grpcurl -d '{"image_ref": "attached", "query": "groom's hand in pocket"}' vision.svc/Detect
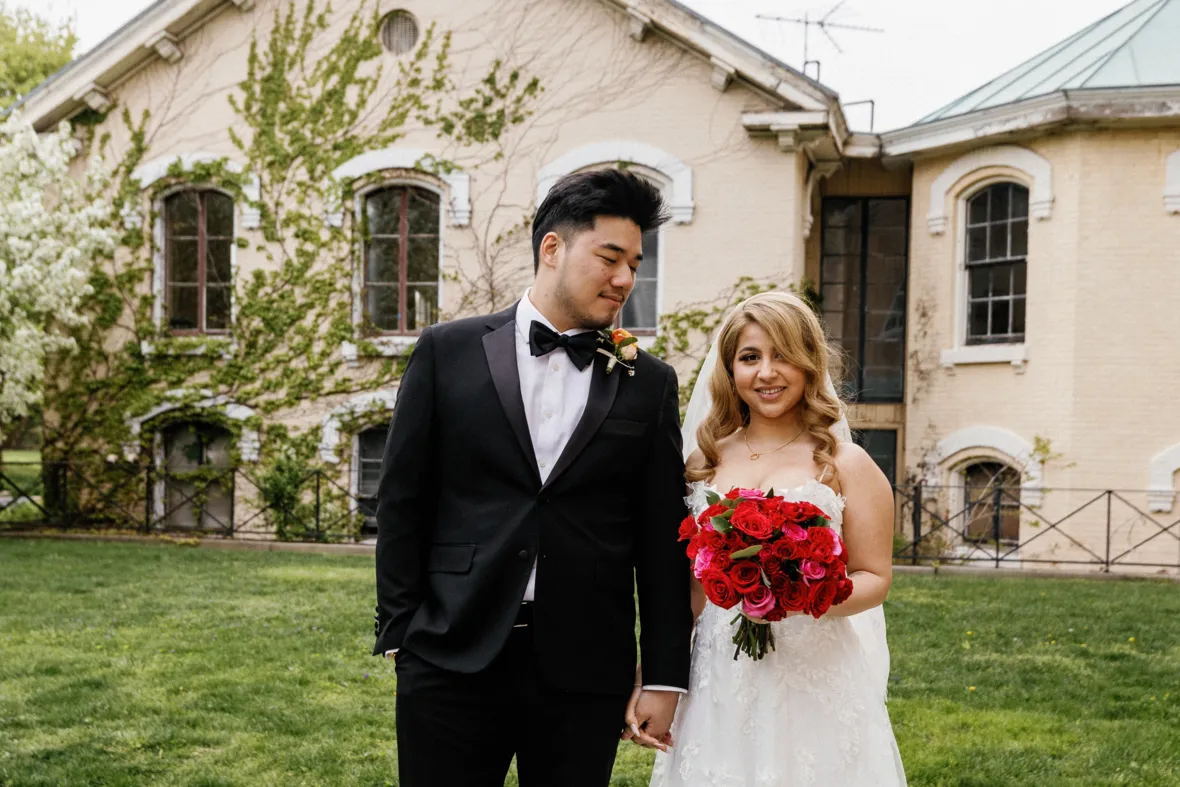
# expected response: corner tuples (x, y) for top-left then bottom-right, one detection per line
(625, 689), (678, 752)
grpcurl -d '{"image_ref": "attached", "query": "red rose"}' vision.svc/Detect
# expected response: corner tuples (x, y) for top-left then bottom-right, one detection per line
(783, 501), (827, 527)
(712, 551), (734, 572)
(730, 501), (777, 540)
(759, 550), (785, 576)
(728, 561), (763, 594)
(780, 580), (810, 611)
(700, 568), (739, 609)
(833, 576), (854, 606)
(765, 605), (789, 622)
(725, 488), (742, 500)
(701, 529), (727, 552)
(806, 526), (843, 563)
(807, 578), (840, 618)
(771, 537), (805, 561)
(678, 515), (698, 542)
(686, 540), (699, 560)
(698, 502), (728, 525)
(770, 572), (791, 596)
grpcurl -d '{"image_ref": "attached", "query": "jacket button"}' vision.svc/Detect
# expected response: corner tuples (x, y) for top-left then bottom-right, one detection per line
(518, 550), (529, 560)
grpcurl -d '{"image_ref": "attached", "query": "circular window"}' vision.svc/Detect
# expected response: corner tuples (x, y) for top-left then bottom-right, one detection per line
(380, 10), (420, 55)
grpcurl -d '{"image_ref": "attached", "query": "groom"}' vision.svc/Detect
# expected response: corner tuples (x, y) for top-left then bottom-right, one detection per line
(373, 169), (693, 786)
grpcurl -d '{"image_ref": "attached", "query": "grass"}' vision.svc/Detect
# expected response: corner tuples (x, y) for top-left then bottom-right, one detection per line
(0, 539), (1177, 786)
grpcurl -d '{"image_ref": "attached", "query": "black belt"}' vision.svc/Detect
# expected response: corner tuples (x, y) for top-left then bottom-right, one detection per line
(513, 602), (534, 628)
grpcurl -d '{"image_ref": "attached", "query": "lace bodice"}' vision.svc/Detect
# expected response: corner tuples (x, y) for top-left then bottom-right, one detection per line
(686, 479), (845, 532)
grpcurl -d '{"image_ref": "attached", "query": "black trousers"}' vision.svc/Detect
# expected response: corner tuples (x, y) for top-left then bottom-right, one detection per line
(395, 611), (630, 787)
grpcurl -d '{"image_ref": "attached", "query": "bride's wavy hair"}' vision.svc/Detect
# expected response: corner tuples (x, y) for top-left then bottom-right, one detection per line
(688, 291), (845, 485)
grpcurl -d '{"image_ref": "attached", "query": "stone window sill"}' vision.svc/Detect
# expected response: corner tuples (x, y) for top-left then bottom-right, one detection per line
(940, 344), (1027, 373)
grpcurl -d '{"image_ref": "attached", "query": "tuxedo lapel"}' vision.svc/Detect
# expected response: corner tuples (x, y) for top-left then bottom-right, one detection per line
(482, 308), (541, 484)
(541, 349), (620, 492)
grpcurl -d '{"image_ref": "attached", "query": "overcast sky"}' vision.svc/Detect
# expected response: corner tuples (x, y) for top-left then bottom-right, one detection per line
(20, 0), (1130, 131)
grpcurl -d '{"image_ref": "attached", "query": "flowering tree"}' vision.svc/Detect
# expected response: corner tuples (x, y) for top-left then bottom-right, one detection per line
(0, 111), (115, 438)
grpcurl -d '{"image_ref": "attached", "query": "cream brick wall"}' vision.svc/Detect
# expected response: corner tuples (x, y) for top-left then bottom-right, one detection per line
(73, 0), (812, 534)
(906, 129), (1180, 571)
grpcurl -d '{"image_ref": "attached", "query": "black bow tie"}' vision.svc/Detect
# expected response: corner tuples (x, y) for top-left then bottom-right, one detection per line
(528, 321), (599, 371)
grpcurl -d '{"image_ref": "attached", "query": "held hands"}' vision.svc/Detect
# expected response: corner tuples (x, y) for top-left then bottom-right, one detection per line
(621, 669), (678, 752)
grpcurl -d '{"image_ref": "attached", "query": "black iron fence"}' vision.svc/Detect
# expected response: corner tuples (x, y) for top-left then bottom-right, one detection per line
(0, 460), (376, 542)
(893, 484), (1180, 571)
(4, 462), (1180, 569)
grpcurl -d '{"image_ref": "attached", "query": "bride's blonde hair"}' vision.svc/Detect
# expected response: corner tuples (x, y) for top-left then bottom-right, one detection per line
(687, 291), (845, 484)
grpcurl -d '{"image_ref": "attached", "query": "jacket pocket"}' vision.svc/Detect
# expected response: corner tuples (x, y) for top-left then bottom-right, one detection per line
(599, 418), (646, 437)
(427, 544), (476, 574)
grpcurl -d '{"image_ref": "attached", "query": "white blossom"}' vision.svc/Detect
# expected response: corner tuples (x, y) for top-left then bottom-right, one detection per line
(0, 111), (116, 435)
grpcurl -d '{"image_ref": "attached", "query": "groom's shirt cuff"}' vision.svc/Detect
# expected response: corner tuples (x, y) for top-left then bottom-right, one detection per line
(384, 649), (397, 658)
(642, 684), (687, 693)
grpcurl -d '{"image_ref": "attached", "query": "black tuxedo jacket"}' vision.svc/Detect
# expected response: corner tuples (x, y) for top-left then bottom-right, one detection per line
(372, 304), (692, 694)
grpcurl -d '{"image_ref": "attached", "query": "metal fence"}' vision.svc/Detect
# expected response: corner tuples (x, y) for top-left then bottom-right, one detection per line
(4, 462), (1180, 570)
(893, 483), (1180, 571)
(0, 460), (376, 542)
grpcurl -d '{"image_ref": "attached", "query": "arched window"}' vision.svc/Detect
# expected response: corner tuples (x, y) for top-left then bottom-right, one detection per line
(362, 186), (440, 334)
(355, 423), (390, 536)
(964, 183), (1027, 345)
(161, 421), (234, 531)
(165, 190), (234, 334)
(961, 461), (1021, 543)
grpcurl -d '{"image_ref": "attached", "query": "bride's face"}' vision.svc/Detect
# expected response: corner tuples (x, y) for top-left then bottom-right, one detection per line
(731, 323), (806, 421)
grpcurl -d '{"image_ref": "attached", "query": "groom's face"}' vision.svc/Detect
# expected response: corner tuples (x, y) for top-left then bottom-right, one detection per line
(552, 216), (642, 330)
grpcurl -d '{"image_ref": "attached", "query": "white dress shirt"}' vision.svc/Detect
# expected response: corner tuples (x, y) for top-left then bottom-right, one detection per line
(388, 291), (685, 693)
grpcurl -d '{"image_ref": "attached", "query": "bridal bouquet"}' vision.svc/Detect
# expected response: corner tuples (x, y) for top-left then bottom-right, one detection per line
(679, 487), (853, 661)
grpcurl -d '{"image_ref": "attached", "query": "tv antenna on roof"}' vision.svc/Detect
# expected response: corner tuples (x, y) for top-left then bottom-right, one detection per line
(757, 1), (883, 81)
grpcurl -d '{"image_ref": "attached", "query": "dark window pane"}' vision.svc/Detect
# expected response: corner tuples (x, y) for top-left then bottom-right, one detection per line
(1011, 217), (1028, 258)
(168, 239), (199, 284)
(822, 255), (848, 282)
(1012, 297), (1026, 336)
(969, 268), (989, 298)
(992, 184), (1010, 220)
(853, 429), (897, 484)
(406, 236), (439, 283)
(869, 199), (906, 229)
(407, 189), (440, 236)
(366, 189), (402, 236)
(206, 192), (234, 237)
(207, 239), (232, 284)
(821, 282), (849, 313)
(622, 279), (657, 330)
(406, 283), (439, 331)
(968, 193), (988, 225)
(968, 301), (989, 340)
(992, 264), (1012, 297)
(1013, 261), (1027, 295)
(991, 299), (1010, 337)
(988, 223), (1010, 260)
(641, 229), (659, 279)
(364, 285), (399, 331)
(166, 192), (199, 237)
(1011, 186), (1029, 219)
(206, 286), (231, 330)
(823, 201), (859, 229)
(168, 285), (199, 330)
(865, 282), (899, 314)
(366, 239), (399, 283)
(967, 226), (987, 262)
(823, 226), (861, 255)
(358, 427), (387, 495)
(868, 255), (906, 284)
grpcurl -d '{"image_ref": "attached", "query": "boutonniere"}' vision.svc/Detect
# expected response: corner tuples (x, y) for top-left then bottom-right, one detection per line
(597, 328), (639, 376)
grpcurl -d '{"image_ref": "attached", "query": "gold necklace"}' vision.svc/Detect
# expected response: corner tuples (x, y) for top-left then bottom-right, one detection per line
(743, 426), (805, 461)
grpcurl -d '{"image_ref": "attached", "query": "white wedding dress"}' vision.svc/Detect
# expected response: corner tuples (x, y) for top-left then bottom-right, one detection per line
(649, 478), (907, 787)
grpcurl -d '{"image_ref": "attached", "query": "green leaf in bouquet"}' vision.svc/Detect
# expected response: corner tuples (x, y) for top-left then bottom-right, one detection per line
(710, 515), (732, 533)
(730, 544), (763, 560)
(766, 487), (775, 499)
(618, 336), (640, 348)
(811, 515), (828, 528)
(705, 490), (721, 506)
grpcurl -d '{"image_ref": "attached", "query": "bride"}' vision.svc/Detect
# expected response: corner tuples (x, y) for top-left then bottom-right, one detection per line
(631, 291), (906, 786)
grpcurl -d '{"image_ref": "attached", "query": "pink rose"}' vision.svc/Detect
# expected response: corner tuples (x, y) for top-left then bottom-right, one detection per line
(735, 488), (766, 500)
(801, 560), (827, 582)
(742, 585), (776, 619)
(693, 547), (715, 579)
(782, 523), (808, 541)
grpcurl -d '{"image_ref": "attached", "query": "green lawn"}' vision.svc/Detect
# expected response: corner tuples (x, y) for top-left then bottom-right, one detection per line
(1, 540), (1177, 786)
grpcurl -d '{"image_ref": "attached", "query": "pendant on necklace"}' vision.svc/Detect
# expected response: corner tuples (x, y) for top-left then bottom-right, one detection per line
(750, 453), (760, 461)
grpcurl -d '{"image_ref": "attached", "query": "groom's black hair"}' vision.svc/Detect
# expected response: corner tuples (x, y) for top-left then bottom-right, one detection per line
(531, 169), (669, 273)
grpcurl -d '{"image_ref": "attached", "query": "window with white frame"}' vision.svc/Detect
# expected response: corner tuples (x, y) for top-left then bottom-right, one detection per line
(355, 423), (389, 536)
(362, 185), (440, 334)
(964, 183), (1027, 345)
(165, 190), (234, 334)
(621, 227), (660, 333)
(961, 461), (1021, 543)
